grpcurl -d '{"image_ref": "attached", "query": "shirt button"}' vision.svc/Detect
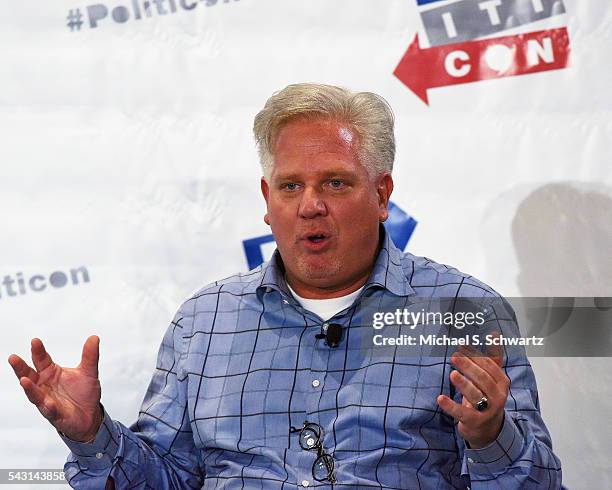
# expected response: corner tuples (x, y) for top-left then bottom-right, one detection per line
(322, 322), (329, 332)
(95, 452), (103, 459)
(301, 480), (310, 487)
(467, 457), (474, 463)
(312, 379), (320, 388)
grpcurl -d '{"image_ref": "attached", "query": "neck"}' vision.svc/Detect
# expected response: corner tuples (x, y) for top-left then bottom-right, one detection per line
(285, 272), (369, 300)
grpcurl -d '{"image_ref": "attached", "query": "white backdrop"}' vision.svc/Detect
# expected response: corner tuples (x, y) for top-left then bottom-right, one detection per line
(1, 0), (611, 488)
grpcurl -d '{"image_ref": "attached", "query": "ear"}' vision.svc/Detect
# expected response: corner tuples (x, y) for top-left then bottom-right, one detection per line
(260, 177), (271, 226)
(376, 173), (394, 222)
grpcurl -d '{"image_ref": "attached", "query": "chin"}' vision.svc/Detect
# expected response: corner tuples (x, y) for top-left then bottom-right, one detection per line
(296, 257), (341, 283)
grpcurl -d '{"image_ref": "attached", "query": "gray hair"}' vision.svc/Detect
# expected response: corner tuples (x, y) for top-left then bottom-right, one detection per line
(253, 83), (395, 180)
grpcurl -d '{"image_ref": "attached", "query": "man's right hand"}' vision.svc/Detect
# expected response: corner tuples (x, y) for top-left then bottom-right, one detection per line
(8, 336), (103, 443)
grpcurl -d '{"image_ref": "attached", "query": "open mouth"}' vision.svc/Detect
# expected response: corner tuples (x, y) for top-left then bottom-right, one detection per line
(307, 234), (328, 243)
(301, 233), (332, 250)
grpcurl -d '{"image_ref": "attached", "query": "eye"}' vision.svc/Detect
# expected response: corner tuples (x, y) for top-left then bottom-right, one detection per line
(281, 182), (300, 191)
(329, 179), (346, 189)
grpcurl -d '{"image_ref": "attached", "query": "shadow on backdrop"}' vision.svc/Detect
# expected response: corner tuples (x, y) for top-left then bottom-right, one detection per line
(511, 182), (612, 356)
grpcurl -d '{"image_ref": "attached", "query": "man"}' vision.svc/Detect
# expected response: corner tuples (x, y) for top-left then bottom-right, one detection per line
(9, 83), (561, 488)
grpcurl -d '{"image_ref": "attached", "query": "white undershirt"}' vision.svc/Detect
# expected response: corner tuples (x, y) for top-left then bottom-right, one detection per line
(286, 283), (364, 321)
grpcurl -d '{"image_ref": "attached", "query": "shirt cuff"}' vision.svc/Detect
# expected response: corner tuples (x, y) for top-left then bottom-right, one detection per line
(59, 406), (121, 470)
(464, 411), (525, 475)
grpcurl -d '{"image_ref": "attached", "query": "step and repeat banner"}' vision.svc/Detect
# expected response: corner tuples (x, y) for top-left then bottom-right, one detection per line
(2, 0), (611, 488)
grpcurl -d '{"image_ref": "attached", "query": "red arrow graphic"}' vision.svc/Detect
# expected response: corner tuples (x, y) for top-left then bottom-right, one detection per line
(394, 27), (570, 105)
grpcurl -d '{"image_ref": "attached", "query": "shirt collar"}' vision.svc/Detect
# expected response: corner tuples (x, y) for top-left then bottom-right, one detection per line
(256, 225), (415, 299)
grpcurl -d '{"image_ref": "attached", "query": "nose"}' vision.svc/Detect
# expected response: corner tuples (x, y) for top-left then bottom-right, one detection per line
(298, 186), (328, 219)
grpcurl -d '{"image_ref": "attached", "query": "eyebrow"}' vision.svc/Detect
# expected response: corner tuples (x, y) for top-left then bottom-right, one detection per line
(274, 169), (355, 181)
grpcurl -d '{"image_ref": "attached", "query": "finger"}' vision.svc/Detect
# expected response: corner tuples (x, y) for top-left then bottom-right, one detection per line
(19, 378), (60, 422)
(485, 332), (504, 367)
(8, 354), (40, 384)
(451, 352), (499, 396)
(30, 338), (54, 373)
(79, 335), (99, 378)
(450, 370), (483, 406)
(437, 395), (473, 423)
(38, 397), (60, 422)
(20, 377), (47, 408)
(457, 346), (507, 385)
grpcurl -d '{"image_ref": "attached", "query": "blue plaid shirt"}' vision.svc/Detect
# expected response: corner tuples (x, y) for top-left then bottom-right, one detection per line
(62, 229), (561, 489)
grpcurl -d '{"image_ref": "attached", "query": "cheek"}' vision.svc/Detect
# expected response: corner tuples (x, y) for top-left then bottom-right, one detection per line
(267, 204), (297, 236)
(269, 204), (294, 222)
(336, 197), (380, 225)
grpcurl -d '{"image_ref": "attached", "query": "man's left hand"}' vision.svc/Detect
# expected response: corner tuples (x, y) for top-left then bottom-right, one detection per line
(436, 333), (510, 449)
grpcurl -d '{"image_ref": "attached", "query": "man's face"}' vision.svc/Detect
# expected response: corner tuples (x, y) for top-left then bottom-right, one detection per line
(260, 117), (393, 298)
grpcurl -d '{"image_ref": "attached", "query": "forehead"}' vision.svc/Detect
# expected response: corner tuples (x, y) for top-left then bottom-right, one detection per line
(272, 118), (363, 175)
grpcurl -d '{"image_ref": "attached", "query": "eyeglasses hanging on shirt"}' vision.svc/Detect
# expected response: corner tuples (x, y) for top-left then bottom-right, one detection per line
(290, 421), (336, 483)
